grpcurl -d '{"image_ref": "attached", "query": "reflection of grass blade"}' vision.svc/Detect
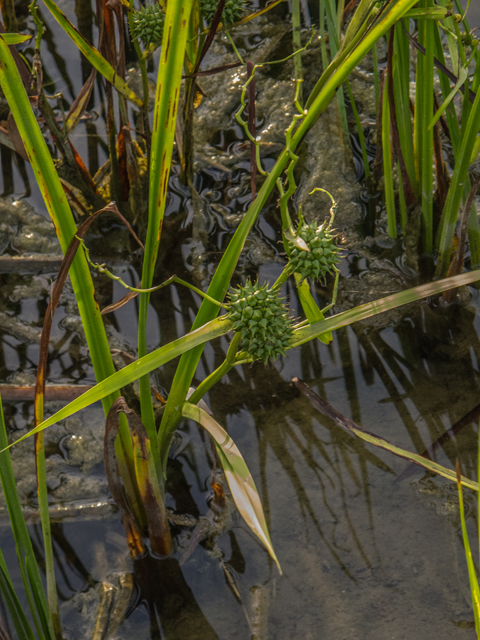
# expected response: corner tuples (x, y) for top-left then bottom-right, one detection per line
(181, 402), (281, 574)
(295, 379), (479, 491)
(456, 460), (480, 635)
(41, 0), (142, 107)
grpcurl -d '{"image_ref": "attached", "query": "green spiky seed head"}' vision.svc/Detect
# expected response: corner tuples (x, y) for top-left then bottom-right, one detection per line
(200, 0), (247, 26)
(287, 220), (339, 282)
(131, 4), (164, 50)
(228, 281), (294, 364)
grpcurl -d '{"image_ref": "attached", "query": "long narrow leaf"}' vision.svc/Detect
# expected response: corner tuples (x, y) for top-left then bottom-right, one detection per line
(295, 379), (479, 491)
(41, 0), (142, 107)
(106, 399), (171, 556)
(0, 395), (53, 640)
(382, 72), (396, 237)
(295, 275), (332, 344)
(0, 559), (35, 640)
(0, 32), (142, 521)
(138, 0), (195, 472)
(456, 461), (480, 634)
(1, 34), (31, 44)
(293, 270), (480, 345)
(181, 402), (281, 573)
(428, 65), (468, 131)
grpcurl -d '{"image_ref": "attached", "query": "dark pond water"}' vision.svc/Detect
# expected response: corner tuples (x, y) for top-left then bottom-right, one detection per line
(0, 1), (480, 639)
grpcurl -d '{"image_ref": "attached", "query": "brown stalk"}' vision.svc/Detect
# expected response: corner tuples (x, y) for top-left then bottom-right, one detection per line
(105, 399), (146, 558)
(403, 25), (476, 104)
(0, 386), (93, 402)
(106, 398), (172, 557)
(432, 112), (448, 214)
(33, 201), (144, 559)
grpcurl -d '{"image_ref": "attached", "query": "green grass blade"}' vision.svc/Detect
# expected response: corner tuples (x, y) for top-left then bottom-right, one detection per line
(0, 32), (143, 511)
(456, 461), (480, 633)
(0, 395), (53, 639)
(436, 83), (480, 275)
(428, 64), (468, 131)
(393, 21), (416, 192)
(382, 73), (396, 237)
(41, 0), (142, 107)
(419, 0), (435, 253)
(158, 0), (422, 465)
(291, 0), (303, 104)
(295, 380), (479, 491)
(2, 33), (31, 44)
(295, 275), (332, 344)
(352, 425), (478, 490)
(0, 558), (36, 640)
(4, 317), (231, 448)
(181, 402), (281, 574)
(293, 269), (480, 345)
(0, 35), (119, 412)
(138, 0), (194, 474)
(35, 434), (61, 639)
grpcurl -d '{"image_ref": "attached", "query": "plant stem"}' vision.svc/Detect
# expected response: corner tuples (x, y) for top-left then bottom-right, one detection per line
(187, 332), (242, 406)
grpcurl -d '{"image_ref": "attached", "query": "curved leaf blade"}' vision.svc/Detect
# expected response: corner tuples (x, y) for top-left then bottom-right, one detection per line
(2, 33), (32, 44)
(181, 402), (282, 574)
(41, 0), (142, 107)
(293, 270), (480, 346)
(294, 379), (479, 492)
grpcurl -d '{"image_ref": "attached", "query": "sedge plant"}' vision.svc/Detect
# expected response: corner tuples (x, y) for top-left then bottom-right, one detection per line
(2, 0), (480, 635)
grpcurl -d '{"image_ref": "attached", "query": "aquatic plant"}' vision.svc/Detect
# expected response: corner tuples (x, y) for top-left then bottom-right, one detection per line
(0, 0), (480, 636)
(286, 217), (340, 283)
(200, 0), (246, 25)
(130, 3), (165, 49)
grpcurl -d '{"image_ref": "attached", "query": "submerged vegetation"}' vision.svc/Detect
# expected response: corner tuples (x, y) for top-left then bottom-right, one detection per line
(0, 0), (479, 636)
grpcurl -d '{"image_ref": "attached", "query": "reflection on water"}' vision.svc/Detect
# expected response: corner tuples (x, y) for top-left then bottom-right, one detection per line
(0, 0), (479, 638)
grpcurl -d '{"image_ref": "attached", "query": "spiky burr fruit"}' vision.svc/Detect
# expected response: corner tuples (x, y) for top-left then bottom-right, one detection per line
(130, 4), (164, 50)
(200, 0), (246, 26)
(228, 281), (294, 364)
(287, 219), (339, 282)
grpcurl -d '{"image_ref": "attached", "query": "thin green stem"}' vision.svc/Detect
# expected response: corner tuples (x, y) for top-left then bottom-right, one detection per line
(187, 332), (242, 405)
(225, 29), (245, 64)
